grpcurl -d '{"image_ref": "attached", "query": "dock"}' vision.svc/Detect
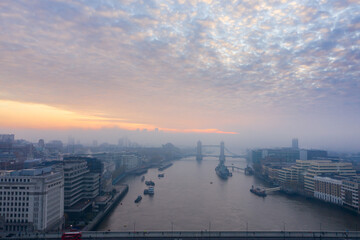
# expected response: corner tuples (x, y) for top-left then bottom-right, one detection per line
(83, 185), (129, 231)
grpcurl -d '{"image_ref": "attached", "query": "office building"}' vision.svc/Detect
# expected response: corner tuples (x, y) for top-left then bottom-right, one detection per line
(292, 138), (299, 149)
(0, 135), (14, 143)
(300, 149), (328, 160)
(0, 167), (64, 233)
(341, 176), (360, 212)
(63, 160), (99, 215)
(314, 175), (343, 205)
(304, 161), (356, 195)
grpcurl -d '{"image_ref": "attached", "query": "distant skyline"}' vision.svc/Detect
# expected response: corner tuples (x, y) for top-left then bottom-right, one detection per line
(1, 0), (359, 152)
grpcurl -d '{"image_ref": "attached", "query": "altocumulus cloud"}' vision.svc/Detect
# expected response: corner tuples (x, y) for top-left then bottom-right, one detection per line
(0, 0), (359, 136)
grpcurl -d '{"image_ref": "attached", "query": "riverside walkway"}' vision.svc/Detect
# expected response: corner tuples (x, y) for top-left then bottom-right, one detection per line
(9, 231), (360, 239)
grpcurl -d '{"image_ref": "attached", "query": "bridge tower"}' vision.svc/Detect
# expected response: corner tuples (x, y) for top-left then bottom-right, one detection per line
(196, 141), (203, 161)
(219, 141), (225, 163)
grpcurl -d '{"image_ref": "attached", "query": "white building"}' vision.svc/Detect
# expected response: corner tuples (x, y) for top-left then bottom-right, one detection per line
(314, 176), (343, 205)
(121, 154), (141, 171)
(63, 160), (99, 214)
(0, 167), (64, 233)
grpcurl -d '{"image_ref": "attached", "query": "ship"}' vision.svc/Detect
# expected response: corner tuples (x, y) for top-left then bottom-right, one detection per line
(250, 185), (267, 197)
(144, 186), (154, 195)
(244, 166), (254, 175)
(148, 186), (154, 195)
(134, 195), (142, 203)
(215, 163), (230, 179)
(145, 180), (155, 186)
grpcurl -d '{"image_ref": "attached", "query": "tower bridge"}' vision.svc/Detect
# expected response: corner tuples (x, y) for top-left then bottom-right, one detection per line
(196, 141), (246, 162)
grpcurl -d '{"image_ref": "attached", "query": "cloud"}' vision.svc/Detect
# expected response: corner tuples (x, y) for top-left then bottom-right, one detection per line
(0, 0), (359, 144)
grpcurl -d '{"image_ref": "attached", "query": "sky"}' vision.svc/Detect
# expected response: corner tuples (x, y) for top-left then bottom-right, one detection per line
(0, 0), (359, 152)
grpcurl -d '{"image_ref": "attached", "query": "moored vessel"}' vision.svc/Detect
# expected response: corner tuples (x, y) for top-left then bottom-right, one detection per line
(134, 195), (142, 203)
(145, 180), (155, 186)
(215, 163), (230, 179)
(144, 186), (154, 195)
(250, 185), (267, 197)
(245, 166), (254, 175)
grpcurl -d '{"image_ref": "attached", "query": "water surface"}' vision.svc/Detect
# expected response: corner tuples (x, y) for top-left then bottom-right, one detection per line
(97, 157), (360, 231)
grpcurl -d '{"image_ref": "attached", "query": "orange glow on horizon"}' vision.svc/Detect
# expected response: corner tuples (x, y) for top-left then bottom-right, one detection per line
(0, 100), (237, 134)
(159, 128), (238, 134)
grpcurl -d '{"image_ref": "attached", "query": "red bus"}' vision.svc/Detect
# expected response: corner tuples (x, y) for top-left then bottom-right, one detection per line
(61, 232), (82, 240)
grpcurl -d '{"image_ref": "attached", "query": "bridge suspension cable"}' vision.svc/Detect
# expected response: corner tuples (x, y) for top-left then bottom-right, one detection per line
(224, 147), (241, 156)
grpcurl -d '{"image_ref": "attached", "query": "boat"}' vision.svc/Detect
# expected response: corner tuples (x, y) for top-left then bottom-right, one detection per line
(141, 176), (145, 182)
(148, 186), (154, 195)
(245, 166), (254, 175)
(158, 163), (173, 171)
(134, 195), (142, 203)
(145, 180), (155, 186)
(250, 185), (267, 197)
(158, 173), (164, 178)
(215, 163), (230, 179)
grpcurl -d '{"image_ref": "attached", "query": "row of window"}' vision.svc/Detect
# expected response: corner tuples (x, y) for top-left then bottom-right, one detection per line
(2, 213), (29, 218)
(5, 218), (29, 223)
(0, 186), (29, 189)
(47, 181), (62, 188)
(0, 197), (30, 201)
(0, 178), (31, 182)
(0, 191), (30, 195)
(0, 207), (29, 212)
(5, 225), (29, 232)
(0, 202), (29, 206)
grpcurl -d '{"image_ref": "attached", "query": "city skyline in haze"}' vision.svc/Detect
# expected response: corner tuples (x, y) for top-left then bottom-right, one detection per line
(1, 0), (359, 152)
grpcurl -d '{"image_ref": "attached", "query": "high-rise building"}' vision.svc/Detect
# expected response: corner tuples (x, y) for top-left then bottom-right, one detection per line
(121, 154), (141, 171)
(0, 134), (15, 143)
(292, 138), (299, 149)
(38, 139), (45, 149)
(0, 167), (64, 233)
(63, 160), (99, 215)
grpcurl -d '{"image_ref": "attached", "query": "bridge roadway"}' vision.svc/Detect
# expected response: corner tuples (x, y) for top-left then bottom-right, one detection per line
(203, 155), (247, 158)
(9, 231), (360, 239)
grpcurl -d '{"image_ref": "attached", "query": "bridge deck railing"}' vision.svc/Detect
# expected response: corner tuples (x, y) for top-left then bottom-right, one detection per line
(11, 230), (360, 239)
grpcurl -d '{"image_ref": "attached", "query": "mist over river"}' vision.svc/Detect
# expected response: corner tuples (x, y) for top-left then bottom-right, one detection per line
(97, 157), (360, 231)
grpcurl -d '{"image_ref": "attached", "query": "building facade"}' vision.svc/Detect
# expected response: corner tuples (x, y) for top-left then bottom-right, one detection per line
(0, 167), (64, 233)
(314, 176), (343, 205)
(304, 161), (356, 195)
(63, 160), (99, 214)
(341, 176), (360, 212)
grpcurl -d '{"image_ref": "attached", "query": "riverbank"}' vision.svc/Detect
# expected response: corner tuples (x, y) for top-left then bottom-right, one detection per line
(83, 185), (129, 231)
(254, 171), (360, 216)
(112, 160), (175, 185)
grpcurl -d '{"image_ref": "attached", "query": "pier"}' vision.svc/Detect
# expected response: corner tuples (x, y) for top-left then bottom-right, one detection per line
(82, 185), (129, 231)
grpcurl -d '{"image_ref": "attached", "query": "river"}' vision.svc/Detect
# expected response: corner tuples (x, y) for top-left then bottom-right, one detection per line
(97, 157), (360, 231)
